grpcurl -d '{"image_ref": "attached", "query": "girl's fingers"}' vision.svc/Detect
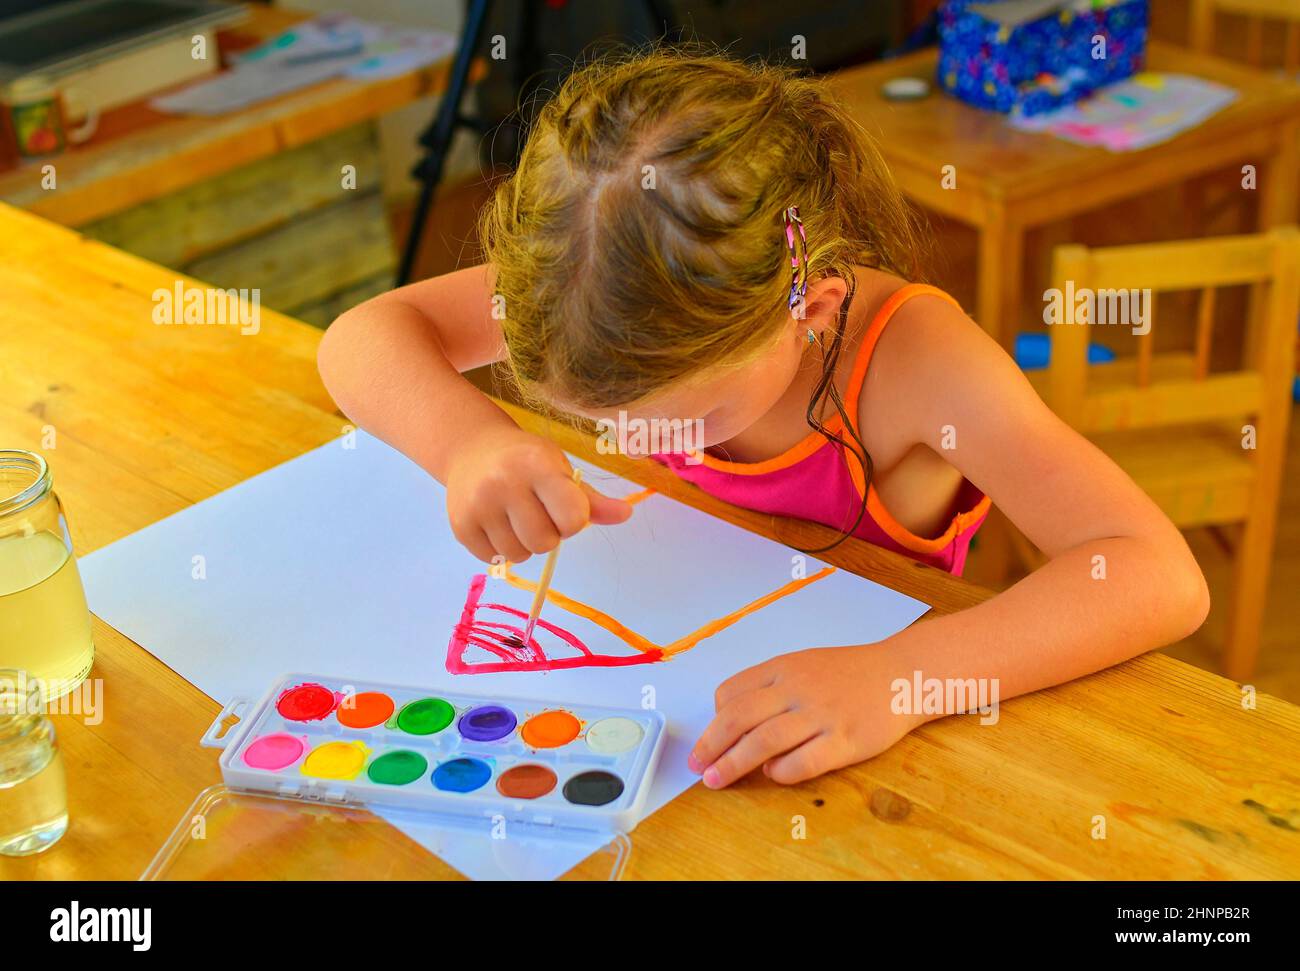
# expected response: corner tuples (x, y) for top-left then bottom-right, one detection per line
(764, 734), (851, 786)
(714, 661), (778, 710)
(689, 687), (790, 773)
(700, 711), (819, 790)
(483, 517), (531, 565)
(584, 484), (633, 525)
(534, 475), (590, 537)
(535, 476), (633, 536)
(457, 525), (498, 565)
(507, 494), (563, 555)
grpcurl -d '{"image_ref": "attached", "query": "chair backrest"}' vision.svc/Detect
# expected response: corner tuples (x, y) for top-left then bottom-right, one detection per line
(1190, 0), (1300, 72)
(1046, 228), (1300, 435)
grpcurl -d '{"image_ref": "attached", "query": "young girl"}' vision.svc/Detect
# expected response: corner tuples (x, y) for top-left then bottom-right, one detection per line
(318, 49), (1208, 789)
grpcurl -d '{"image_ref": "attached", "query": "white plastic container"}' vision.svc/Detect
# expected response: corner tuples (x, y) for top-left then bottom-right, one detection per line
(202, 672), (668, 836)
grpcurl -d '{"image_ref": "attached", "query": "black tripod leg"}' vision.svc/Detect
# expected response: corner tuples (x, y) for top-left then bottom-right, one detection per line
(396, 0), (494, 287)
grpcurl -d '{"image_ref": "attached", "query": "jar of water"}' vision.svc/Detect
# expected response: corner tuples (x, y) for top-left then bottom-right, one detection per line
(0, 669), (68, 855)
(0, 450), (94, 702)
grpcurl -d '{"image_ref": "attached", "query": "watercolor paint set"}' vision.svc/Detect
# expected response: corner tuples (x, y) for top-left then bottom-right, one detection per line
(200, 672), (667, 834)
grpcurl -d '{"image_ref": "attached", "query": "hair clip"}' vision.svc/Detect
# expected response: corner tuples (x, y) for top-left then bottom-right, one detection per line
(783, 205), (808, 311)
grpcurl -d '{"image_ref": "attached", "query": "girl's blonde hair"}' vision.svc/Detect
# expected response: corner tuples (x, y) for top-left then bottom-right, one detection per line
(479, 46), (926, 410)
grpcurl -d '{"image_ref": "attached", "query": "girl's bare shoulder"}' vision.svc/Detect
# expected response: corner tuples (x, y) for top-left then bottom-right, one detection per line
(859, 271), (1027, 445)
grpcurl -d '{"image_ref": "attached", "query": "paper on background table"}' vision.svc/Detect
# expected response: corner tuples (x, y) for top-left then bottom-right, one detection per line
(1009, 74), (1238, 152)
(80, 432), (929, 880)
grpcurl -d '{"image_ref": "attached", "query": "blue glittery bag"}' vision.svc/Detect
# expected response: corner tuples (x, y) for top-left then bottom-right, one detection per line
(937, 0), (1148, 116)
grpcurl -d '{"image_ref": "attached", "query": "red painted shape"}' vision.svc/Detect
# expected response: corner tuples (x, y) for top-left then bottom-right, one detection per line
(446, 574), (662, 675)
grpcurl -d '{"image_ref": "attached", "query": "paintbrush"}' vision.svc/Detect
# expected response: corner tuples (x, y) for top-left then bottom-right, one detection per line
(519, 467), (582, 646)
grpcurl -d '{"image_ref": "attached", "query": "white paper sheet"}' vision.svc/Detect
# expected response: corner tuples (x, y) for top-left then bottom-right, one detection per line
(80, 432), (929, 879)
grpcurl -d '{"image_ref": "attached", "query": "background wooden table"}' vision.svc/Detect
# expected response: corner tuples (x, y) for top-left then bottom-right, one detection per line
(0, 5), (471, 228)
(1, 204), (1298, 879)
(830, 40), (1300, 347)
(0, 4), (491, 330)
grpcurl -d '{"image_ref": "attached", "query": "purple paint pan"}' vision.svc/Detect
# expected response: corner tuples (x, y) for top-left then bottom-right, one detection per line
(457, 704), (518, 742)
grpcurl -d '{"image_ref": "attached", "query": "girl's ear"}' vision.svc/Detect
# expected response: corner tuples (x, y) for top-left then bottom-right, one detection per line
(792, 275), (849, 339)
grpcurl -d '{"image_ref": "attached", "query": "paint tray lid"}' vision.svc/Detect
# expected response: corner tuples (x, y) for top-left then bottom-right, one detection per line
(142, 785), (631, 881)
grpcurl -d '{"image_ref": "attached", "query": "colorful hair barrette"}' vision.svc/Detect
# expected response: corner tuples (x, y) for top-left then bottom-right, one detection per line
(783, 205), (808, 311)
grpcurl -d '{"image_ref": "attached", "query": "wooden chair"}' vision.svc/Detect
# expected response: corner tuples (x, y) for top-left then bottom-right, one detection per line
(1189, 0), (1300, 73)
(1027, 229), (1300, 679)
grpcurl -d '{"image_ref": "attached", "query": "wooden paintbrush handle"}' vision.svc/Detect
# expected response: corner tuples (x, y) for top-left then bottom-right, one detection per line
(522, 467), (582, 640)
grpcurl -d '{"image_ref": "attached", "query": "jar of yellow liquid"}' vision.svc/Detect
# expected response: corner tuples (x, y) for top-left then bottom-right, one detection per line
(0, 669), (68, 855)
(0, 451), (94, 702)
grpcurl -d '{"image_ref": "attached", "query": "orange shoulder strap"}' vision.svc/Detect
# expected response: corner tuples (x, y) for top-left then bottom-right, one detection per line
(842, 283), (962, 422)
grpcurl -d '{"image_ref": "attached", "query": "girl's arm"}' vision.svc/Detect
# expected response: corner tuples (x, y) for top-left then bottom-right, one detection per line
(690, 297), (1209, 787)
(879, 295), (1210, 698)
(317, 266), (631, 563)
(317, 265), (517, 481)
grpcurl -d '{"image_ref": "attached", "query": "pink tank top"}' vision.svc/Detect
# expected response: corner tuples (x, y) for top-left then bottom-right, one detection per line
(654, 284), (991, 575)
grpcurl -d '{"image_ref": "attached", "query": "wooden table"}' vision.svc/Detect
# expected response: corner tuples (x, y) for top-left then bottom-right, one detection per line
(830, 41), (1300, 347)
(0, 5), (475, 228)
(1, 203), (1298, 879)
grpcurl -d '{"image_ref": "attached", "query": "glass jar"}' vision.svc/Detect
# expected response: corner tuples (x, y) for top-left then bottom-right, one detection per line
(0, 450), (94, 702)
(0, 669), (68, 855)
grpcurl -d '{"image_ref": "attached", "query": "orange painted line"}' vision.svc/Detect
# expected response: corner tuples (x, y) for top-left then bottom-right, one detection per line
(502, 565), (837, 660)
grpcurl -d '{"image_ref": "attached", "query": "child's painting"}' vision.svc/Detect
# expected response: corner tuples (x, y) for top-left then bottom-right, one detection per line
(79, 432), (930, 879)
(443, 484), (842, 676)
(447, 555), (838, 675)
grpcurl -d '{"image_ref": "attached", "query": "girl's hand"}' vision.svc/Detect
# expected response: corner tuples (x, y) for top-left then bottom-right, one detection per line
(444, 428), (633, 563)
(688, 644), (923, 787)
